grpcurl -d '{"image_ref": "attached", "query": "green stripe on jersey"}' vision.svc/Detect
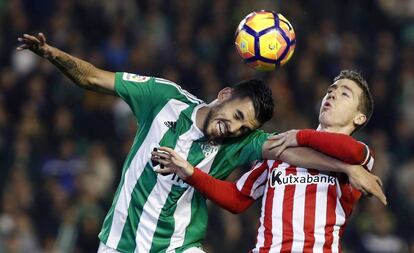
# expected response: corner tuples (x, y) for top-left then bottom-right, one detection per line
(99, 117), (153, 244)
(148, 107), (204, 252)
(117, 166), (158, 251)
(148, 185), (189, 253)
(178, 191), (208, 252)
(117, 106), (195, 252)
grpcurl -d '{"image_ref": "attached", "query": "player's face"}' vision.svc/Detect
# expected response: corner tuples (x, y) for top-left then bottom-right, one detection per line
(204, 97), (260, 141)
(319, 79), (366, 129)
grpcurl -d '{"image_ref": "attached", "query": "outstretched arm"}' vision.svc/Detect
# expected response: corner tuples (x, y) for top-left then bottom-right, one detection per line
(17, 33), (115, 94)
(269, 129), (372, 166)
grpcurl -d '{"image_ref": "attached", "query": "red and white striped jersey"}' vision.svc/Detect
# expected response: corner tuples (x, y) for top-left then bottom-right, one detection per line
(236, 149), (374, 253)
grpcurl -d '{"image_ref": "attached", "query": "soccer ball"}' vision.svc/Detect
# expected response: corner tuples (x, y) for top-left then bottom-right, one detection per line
(235, 10), (296, 71)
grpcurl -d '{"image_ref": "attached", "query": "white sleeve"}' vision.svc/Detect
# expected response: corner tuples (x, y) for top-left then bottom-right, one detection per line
(359, 142), (374, 171)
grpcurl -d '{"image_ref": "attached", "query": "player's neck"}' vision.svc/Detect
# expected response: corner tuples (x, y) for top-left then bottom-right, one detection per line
(316, 124), (352, 135)
(195, 105), (209, 132)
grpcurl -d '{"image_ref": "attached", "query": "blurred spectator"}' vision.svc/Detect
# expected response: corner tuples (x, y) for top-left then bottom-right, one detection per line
(356, 198), (409, 253)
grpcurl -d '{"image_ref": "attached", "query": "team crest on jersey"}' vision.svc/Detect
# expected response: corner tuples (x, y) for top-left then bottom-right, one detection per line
(122, 73), (150, 83)
(200, 143), (219, 157)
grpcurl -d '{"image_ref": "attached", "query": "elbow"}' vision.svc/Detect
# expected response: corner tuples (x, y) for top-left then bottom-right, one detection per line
(228, 208), (244, 214)
(83, 64), (103, 87)
(349, 147), (366, 165)
(227, 203), (251, 214)
(87, 71), (100, 87)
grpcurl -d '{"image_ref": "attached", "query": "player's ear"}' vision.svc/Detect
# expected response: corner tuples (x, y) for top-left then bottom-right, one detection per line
(353, 113), (366, 127)
(217, 87), (233, 102)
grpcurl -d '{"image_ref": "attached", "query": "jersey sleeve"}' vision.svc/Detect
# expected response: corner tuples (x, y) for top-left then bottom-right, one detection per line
(186, 168), (255, 214)
(236, 130), (271, 164)
(236, 160), (269, 199)
(296, 129), (374, 170)
(114, 72), (158, 122)
(208, 130), (270, 180)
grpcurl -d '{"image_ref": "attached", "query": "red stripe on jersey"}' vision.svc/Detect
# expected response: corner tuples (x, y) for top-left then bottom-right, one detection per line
(280, 166), (297, 253)
(323, 183), (338, 253)
(259, 179), (275, 253)
(308, 169), (319, 175)
(302, 171), (318, 252)
(241, 161), (269, 196)
(259, 161), (282, 253)
(338, 175), (361, 239)
(337, 175), (361, 218)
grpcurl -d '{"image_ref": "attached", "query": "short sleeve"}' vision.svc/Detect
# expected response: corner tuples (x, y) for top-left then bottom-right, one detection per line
(237, 130), (271, 163)
(114, 72), (157, 122)
(208, 130), (271, 180)
(236, 160), (269, 200)
(114, 72), (203, 123)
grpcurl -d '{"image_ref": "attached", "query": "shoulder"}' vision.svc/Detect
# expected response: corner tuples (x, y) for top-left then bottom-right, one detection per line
(120, 72), (153, 83)
(153, 77), (204, 104)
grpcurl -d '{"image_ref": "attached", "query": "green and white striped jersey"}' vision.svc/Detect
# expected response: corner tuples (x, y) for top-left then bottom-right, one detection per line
(99, 73), (268, 253)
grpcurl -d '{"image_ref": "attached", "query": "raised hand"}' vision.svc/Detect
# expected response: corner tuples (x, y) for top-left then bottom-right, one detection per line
(151, 147), (194, 180)
(266, 129), (299, 158)
(17, 33), (53, 58)
(346, 165), (387, 205)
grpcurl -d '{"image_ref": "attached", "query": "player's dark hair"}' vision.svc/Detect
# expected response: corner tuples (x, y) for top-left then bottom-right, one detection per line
(231, 79), (274, 126)
(334, 70), (374, 132)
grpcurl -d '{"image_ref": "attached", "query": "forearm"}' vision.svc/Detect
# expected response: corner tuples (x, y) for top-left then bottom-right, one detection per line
(47, 47), (115, 94)
(279, 147), (350, 174)
(297, 130), (367, 164)
(186, 168), (254, 214)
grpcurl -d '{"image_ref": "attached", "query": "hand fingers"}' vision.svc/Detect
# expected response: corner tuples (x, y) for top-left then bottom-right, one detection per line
(158, 146), (175, 156)
(268, 138), (286, 150)
(38, 32), (46, 45)
(170, 155), (184, 164)
(17, 37), (34, 50)
(268, 133), (286, 140)
(16, 45), (30, 51)
(151, 156), (170, 166)
(23, 34), (40, 44)
(368, 175), (387, 205)
(159, 146), (184, 160)
(364, 182), (387, 206)
(151, 151), (170, 160)
(17, 37), (32, 44)
(373, 184), (387, 205)
(375, 176), (383, 187)
(154, 167), (174, 175)
(373, 190), (387, 205)
(275, 145), (287, 158)
(288, 129), (298, 134)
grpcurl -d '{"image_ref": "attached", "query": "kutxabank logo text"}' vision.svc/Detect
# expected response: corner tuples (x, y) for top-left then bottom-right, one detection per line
(270, 170), (336, 187)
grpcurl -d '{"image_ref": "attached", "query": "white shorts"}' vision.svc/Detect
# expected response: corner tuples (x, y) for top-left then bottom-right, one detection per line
(97, 242), (205, 253)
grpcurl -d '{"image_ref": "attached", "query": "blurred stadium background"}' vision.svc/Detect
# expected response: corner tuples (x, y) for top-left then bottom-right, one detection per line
(0, 0), (413, 252)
